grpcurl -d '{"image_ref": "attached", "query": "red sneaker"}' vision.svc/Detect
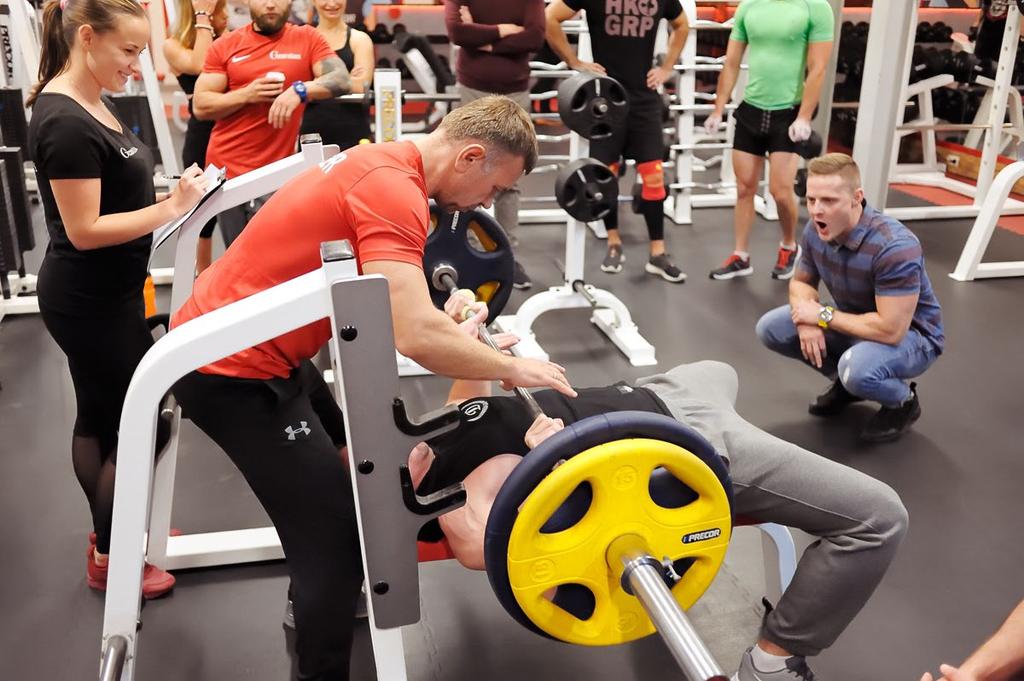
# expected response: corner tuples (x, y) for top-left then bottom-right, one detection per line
(87, 552), (176, 599)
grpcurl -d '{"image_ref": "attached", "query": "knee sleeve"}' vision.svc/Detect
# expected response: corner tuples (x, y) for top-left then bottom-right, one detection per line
(637, 160), (667, 201)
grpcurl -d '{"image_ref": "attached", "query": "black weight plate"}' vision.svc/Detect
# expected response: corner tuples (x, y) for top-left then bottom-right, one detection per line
(554, 157), (619, 222)
(556, 72), (630, 140)
(423, 205), (515, 325)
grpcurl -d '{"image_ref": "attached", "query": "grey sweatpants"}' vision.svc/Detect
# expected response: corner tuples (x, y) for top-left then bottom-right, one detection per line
(637, 361), (909, 657)
(458, 84), (531, 239)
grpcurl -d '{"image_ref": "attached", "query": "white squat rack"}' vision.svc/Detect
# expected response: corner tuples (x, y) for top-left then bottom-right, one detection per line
(493, 131), (658, 368)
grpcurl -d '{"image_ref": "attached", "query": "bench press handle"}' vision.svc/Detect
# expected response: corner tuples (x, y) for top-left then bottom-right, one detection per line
(391, 398), (462, 437)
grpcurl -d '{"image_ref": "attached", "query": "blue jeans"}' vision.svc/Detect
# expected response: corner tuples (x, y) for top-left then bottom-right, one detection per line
(755, 305), (939, 407)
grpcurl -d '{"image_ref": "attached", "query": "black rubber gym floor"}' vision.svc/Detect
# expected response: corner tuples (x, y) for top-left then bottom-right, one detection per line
(1, 183), (1021, 680)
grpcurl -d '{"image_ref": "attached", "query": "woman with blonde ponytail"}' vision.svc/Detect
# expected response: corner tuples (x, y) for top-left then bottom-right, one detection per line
(27, 0), (210, 598)
(163, 0), (227, 273)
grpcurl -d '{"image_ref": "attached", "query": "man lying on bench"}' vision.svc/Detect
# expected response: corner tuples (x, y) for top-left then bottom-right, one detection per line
(405, 292), (910, 681)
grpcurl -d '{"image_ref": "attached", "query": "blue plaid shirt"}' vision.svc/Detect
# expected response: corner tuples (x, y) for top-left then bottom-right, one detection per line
(798, 203), (944, 353)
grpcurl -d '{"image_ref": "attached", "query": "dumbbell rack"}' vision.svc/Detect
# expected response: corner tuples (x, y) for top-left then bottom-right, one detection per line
(664, 0), (777, 226)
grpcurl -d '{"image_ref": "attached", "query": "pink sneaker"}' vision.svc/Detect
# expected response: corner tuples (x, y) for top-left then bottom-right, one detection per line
(87, 551), (176, 599)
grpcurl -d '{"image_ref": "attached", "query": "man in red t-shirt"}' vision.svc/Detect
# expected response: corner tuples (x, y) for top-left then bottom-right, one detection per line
(194, 0), (352, 247)
(172, 97), (567, 681)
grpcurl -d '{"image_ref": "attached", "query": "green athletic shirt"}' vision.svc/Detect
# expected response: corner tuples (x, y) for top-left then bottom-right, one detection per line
(730, 0), (834, 111)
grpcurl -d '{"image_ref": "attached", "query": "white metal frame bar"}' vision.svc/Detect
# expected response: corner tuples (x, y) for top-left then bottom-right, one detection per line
(138, 46), (182, 178)
(950, 160), (1024, 281)
(852, 1), (917, 208)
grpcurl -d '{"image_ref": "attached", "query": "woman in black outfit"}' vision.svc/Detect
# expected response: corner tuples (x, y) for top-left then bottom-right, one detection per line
(164, 0), (227, 273)
(300, 0), (374, 150)
(27, 0), (207, 597)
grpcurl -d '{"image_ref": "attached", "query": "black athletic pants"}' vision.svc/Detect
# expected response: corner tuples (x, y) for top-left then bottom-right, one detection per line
(174, 361), (360, 681)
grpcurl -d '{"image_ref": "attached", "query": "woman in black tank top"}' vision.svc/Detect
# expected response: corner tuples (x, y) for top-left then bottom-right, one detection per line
(163, 0), (228, 273)
(300, 0), (374, 150)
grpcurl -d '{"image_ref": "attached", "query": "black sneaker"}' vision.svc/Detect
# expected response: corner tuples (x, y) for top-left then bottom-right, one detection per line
(771, 245), (801, 280)
(513, 260), (532, 290)
(709, 253), (753, 280)
(645, 253), (687, 283)
(601, 244), (624, 273)
(808, 379), (864, 417)
(860, 383), (922, 443)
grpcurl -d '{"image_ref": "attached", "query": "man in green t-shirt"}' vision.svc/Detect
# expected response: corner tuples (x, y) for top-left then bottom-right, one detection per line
(704, 0), (834, 282)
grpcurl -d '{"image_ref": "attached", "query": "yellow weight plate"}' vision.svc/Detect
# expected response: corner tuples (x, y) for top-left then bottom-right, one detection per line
(468, 220), (499, 252)
(475, 280), (499, 304)
(505, 438), (731, 646)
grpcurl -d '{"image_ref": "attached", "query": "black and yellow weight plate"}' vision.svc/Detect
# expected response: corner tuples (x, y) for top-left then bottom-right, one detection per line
(424, 205), (515, 325)
(484, 411), (733, 645)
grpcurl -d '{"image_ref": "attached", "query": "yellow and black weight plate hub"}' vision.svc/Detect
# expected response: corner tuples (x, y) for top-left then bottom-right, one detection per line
(423, 204), (515, 324)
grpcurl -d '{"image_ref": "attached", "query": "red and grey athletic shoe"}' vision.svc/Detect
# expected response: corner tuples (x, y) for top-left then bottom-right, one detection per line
(709, 253), (753, 280)
(770, 245), (801, 280)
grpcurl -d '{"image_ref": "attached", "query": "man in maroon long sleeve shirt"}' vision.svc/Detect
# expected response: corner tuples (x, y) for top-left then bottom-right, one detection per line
(445, 0), (546, 289)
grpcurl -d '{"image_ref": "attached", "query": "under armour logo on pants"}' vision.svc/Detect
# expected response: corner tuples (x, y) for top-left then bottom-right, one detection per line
(285, 421), (311, 440)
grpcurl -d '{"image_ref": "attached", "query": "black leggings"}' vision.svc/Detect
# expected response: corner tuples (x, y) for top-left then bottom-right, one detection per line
(174, 361), (359, 681)
(39, 297), (164, 553)
(605, 197), (666, 242)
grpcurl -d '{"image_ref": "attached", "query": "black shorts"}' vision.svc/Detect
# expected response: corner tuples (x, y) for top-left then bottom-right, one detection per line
(591, 89), (665, 166)
(732, 101), (802, 157)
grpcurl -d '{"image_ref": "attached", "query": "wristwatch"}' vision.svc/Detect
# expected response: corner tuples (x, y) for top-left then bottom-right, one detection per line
(817, 304), (835, 330)
(291, 81), (308, 104)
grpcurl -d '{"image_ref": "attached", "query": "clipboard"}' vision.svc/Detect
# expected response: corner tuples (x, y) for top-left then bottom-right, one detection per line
(151, 164), (227, 253)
